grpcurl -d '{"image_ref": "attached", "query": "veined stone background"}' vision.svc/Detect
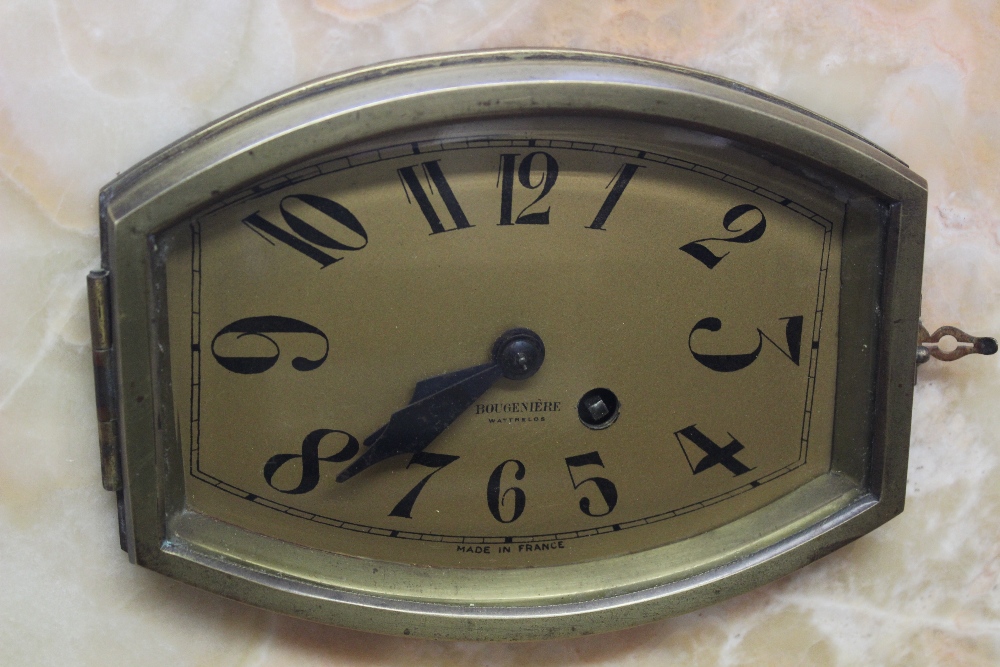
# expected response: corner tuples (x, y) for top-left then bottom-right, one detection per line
(1, 1), (998, 664)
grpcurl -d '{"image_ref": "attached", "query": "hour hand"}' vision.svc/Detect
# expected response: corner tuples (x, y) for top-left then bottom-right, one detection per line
(336, 328), (544, 483)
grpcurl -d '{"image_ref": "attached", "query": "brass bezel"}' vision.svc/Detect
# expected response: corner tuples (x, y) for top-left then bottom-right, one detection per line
(97, 50), (926, 640)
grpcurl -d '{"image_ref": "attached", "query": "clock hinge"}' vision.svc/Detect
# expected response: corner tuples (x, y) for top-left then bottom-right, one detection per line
(87, 269), (123, 492)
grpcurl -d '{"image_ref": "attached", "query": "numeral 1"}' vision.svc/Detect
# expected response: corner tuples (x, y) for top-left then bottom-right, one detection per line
(588, 163), (643, 230)
(397, 160), (471, 234)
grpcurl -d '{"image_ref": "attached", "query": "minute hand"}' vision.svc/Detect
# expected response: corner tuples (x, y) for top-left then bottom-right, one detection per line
(336, 328), (545, 483)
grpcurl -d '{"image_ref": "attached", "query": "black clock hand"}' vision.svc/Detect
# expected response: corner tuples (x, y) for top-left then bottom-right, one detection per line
(335, 363), (502, 482)
(336, 328), (544, 483)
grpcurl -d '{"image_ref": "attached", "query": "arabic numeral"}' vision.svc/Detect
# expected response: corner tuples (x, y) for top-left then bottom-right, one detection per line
(497, 151), (558, 225)
(680, 204), (766, 268)
(674, 425), (754, 477)
(564, 451), (618, 517)
(587, 163), (643, 230)
(397, 160), (471, 234)
(263, 429), (360, 494)
(388, 452), (460, 519)
(243, 194), (368, 268)
(211, 315), (329, 375)
(486, 459), (526, 523)
(688, 315), (804, 372)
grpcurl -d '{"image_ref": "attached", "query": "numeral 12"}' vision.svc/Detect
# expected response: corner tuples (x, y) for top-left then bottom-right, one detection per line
(497, 151), (559, 225)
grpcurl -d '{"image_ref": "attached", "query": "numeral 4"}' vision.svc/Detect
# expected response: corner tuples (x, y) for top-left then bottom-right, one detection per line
(674, 425), (754, 476)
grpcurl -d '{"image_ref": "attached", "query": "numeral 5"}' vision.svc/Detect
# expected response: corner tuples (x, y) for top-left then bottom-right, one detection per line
(565, 452), (618, 517)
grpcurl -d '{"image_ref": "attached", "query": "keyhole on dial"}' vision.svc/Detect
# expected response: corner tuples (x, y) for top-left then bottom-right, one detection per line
(578, 388), (620, 429)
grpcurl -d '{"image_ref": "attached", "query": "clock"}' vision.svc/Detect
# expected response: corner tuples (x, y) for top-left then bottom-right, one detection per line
(86, 49), (994, 640)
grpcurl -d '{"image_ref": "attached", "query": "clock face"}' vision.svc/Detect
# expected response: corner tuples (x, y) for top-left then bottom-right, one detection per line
(99, 51), (927, 639)
(160, 118), (843, 569)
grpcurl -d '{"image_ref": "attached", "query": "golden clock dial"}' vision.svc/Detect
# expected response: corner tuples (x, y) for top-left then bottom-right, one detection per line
(161, 118), (842, 569)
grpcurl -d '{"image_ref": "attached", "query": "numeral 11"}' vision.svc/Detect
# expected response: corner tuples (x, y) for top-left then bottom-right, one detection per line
(397, 160), (471, 234)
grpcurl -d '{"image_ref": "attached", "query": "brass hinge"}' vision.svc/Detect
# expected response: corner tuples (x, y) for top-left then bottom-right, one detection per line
(87, 270), (122, 492)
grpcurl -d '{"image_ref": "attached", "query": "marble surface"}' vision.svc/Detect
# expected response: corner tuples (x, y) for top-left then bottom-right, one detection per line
(1, 1), (998, 664)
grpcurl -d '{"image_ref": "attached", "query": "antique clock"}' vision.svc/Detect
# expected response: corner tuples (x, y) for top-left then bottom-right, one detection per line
(86, 50), (994, 640)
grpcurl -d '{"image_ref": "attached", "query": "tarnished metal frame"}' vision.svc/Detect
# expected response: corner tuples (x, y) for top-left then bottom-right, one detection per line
(94, 49), (927, 640)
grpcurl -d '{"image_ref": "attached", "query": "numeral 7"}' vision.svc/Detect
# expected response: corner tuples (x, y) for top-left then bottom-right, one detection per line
(388, 452), (460, 519)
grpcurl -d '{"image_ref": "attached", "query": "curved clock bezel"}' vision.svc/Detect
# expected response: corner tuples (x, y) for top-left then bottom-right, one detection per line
(97, 49), (926, 640)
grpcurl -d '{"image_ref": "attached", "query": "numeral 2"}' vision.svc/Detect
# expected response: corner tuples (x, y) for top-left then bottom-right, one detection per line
(497, 151), (559, 225)
(389, 452), (460, 518)
(242, 194), (368, 268)
(397, 160), (471, 234)
(688, 315), (804, 372)
(680, 204), (766, 268)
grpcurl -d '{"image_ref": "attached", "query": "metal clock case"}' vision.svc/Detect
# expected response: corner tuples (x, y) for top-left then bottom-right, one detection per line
(89, 50), (927, 640)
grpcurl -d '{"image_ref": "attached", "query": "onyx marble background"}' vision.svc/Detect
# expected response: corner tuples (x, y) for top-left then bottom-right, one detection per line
(1, 1), (998, 665)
